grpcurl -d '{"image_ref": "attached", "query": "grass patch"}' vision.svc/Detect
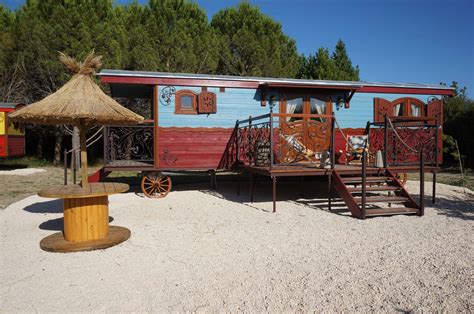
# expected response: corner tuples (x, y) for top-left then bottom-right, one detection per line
(0, 156), (52, 169)
(409, 169), (473, 191)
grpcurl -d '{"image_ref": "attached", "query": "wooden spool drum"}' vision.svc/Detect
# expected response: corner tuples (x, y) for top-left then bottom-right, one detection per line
(63, 196), (109, 242)
(38, 183), (131, 253)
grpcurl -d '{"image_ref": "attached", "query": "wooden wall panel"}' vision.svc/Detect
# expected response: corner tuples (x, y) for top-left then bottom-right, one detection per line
(157, 127), (234, 169)
(158, 86), (271, 128)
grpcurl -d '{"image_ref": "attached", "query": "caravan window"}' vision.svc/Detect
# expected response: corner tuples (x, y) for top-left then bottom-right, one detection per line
(175, 90), (197, 114)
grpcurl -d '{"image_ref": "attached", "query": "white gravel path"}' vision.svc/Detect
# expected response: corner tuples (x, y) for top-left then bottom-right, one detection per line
(0, 168), (46, 176)
(0, 180), (472, 312)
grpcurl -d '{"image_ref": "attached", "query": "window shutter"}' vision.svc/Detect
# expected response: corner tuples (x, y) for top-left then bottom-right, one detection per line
(198, 91), (217, 114)
(373, 98), (393, 123)
(427, 99), (443, 125)
(427, 99), (444, 163)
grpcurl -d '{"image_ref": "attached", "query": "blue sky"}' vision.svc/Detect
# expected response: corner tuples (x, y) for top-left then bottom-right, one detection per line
(4, 0), (474, 95)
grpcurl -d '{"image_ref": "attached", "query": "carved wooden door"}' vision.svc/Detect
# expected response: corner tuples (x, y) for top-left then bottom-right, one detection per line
(305, 97), (332, 154)
(280, 95), (305, 162)
(280, 94), (332, 162)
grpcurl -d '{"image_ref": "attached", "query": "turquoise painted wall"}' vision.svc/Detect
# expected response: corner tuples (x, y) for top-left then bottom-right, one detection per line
(158, 86), (279, 128)
(157, 85), (441, 129)
(334, 93), (434, 128)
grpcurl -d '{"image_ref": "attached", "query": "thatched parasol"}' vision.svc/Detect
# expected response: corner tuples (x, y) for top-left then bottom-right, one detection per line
(9, 51), (144, 188)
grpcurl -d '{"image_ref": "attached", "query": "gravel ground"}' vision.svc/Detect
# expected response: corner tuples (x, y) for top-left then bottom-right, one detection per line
(0, 180), (472, 312)
(0, 168), (46, 176)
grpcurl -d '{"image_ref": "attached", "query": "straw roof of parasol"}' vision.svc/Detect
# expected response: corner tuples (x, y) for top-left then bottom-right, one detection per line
(9, 51), (144, 188)
(9, 51), (144, 126)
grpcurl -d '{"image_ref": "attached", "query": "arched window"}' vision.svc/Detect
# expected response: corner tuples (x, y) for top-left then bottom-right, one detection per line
(175, 90), (197, 114)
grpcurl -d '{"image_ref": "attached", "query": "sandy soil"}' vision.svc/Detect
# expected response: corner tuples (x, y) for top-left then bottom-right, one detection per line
(0, 180), (472, 312)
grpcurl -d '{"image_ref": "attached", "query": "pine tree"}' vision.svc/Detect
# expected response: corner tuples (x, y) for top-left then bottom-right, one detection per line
(297, 40), (359, 81)
(332, 39), (359, 81)
(211, 2), (300, 77)
(0, 5), (16, 101)
(141, 0), (219, 73)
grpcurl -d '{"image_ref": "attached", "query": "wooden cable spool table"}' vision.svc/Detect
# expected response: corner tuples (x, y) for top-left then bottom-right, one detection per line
(38, 182), (131, 253)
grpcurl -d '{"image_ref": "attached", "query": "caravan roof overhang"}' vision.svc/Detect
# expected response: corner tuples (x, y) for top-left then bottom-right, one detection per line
(98, 69), (455, 98)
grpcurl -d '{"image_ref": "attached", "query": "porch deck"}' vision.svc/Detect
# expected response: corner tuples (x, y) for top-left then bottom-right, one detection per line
(237, 163), (438, 177)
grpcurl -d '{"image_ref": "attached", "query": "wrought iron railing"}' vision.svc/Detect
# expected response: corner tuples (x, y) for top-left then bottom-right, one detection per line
(366, 116), (440, 167)
(104, 124), (154, 163)
(233, 112), (336, 170)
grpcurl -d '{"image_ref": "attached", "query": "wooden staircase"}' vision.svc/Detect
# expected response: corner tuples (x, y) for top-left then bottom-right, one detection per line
(332, 168), (422, 219)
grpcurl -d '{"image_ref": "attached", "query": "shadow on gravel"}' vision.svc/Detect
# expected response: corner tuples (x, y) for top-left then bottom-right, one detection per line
(39, 216), (114, 231)
(96, 172), (474, 220)
(424, 195), (473, 221)
(23, 199), (63, 214)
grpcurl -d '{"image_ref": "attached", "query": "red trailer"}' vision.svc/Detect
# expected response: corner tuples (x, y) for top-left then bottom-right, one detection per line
(91, 70), (453, 218)
(0, 103), (25, 159)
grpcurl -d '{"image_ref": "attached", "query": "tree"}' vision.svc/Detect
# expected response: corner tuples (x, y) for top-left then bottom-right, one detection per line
(11, 0), (129, 164)
(332, 39), (359, 81)
(137, 0), (219, 73)
(298, 39), (359, 81)
(0, 4), (20, 102)
(211, 2), (300, 77)
(441, 82), (474, 168)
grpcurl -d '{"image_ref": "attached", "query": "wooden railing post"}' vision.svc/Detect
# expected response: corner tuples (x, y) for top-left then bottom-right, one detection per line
(270, 113), (274, 171)
(72, 150), (76, 185)
(419, 147), (425, 216)
(434, 123), (439, 167)
(248, 116), (252, 166)
(433, 123), (439, 203)
(331, 113), (335, 169)
(384, 114), (388, 168)
(235, 120), (240, 164)
(103, 126), (108, 164)
(64, 149), (68, 185)
(361, 149), (367, 219)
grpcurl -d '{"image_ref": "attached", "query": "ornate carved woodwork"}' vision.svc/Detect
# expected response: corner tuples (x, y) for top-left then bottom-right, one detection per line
(374, 97), (428, 122)
(279, 94), (332, 162)
(369, 126), (437, 165)
(427, 99), (443, 125)
(159, 149), (178, 166)
(374, 98), (393, 123)
(198, 91), (217, 114)
(105, 125), (153, 162)
(372, 97), (443, 164)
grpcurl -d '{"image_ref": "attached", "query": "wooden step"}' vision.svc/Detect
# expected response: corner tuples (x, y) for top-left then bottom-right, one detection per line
(347, 186), (401, 193)
(365, 207), (419, 216)
(342, 176), (392, 183)
(353, 196), (409, 204)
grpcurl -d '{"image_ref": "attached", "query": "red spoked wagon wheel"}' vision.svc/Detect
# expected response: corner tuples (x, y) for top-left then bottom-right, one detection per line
(395, 173), (408, 186)
(141, 172), (172, 198)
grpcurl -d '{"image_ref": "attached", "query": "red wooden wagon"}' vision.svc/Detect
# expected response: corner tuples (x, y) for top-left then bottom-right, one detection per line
(90, 70), (453, 218)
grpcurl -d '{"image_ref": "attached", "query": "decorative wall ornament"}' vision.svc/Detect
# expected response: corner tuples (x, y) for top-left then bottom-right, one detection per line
(160, 86), (176, 106)
(160, 149), (178, 165)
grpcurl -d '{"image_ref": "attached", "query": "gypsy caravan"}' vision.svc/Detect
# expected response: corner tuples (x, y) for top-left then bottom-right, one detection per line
(93, 70), (453, 218)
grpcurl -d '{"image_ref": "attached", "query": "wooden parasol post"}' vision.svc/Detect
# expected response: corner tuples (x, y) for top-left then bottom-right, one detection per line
(78, 119), (89, 188)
